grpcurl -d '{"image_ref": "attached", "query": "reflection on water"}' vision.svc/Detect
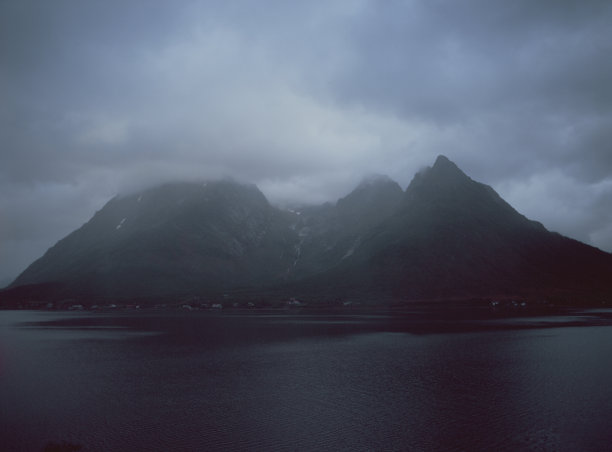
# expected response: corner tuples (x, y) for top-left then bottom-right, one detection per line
(2, 310), (612, 451)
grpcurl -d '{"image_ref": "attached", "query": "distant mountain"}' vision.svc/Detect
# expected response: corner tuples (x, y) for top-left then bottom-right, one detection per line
(298, 156), (612, 302)
(3, 156), (612, 306)
(7, 181), (299, 300)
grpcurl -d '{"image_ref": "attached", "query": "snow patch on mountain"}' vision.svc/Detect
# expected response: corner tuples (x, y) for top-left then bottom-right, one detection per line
(342, 237), (362, 259)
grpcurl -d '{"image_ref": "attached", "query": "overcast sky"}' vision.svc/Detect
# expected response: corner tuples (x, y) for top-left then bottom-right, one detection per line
(1, 0), (612, 285)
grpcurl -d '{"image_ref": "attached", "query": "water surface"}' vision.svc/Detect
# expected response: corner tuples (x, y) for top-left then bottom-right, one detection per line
(2, 309), (612, 451)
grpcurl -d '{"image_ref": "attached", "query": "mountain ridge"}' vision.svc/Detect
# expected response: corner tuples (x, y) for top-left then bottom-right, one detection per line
(3, 155), (612, 306)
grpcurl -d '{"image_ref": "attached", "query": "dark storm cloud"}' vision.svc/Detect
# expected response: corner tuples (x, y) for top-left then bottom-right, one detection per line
(1, 0), (612, 283)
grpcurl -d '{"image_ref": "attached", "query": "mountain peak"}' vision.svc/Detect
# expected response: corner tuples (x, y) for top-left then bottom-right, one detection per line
(430, 155), (467, 178)
(336, 175), (403, 227)
(433, 154), (454, 169)
(406, 155), (471, 194)
(340, 174), (402, 204)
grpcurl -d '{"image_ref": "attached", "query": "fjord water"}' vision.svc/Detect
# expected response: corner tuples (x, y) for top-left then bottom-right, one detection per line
(2, 310), (612, 451)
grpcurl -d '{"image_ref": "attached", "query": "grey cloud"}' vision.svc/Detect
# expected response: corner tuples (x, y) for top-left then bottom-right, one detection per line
(333, 0), (612, 118)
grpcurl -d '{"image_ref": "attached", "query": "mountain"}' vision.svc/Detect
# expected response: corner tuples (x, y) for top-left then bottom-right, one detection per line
(7, 181), (299, 300)
(282, 174), (404, 281)
(3, 156), (612, 306)
(300, 156), (612, 302)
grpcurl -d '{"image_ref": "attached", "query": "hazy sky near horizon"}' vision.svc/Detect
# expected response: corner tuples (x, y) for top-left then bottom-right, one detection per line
(2, 0), (612, 284)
